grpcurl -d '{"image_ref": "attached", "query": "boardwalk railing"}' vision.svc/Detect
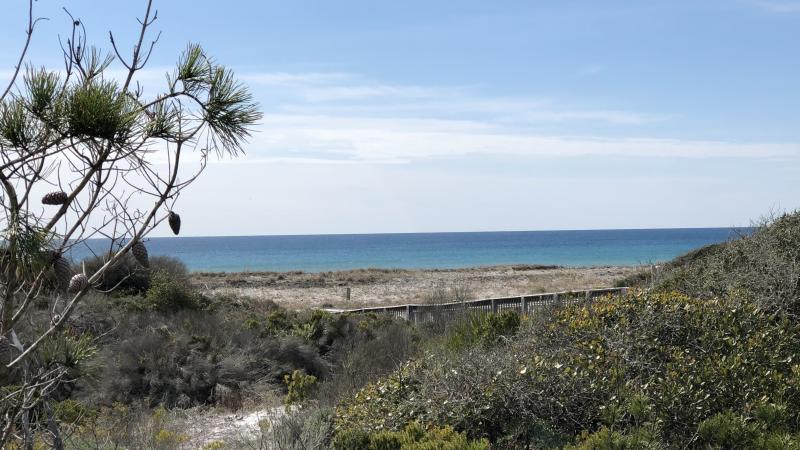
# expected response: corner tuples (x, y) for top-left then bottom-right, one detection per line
(329, 287), (628, 324)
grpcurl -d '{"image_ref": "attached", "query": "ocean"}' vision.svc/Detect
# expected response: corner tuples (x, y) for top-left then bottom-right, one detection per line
(70, 228), (748, 273)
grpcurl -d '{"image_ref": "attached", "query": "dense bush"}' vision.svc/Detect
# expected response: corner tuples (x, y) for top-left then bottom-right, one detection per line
(317, 321), (418, 407)
(57, 293), (418, 413)
(145, 269), (203, 311)
(445, 309), (520, 350)
(87, 310), (330, 408)
(334, 290), (800, 448)
(622, 212), (800, 315)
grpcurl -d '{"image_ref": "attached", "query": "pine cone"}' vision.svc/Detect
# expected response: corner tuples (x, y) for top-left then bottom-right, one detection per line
(42, 191), (69, 205)
(168, 211), (181, 235)
(68, 273), (88, 293)
(131, 241), (149, 267)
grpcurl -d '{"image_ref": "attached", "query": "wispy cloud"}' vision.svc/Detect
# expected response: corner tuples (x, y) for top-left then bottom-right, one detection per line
(245, 113), (799, 164)
(228, 70), (797, 164)
(238, 70), (669, 125)
(748, 0), (800, 12)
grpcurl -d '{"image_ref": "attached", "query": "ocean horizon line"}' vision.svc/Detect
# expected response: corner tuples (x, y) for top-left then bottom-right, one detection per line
(140, 225), (751, 240)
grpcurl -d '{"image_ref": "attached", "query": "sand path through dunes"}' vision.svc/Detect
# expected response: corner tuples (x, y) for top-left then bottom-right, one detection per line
(191, 265), (641, 310)
(179, 407), (285, 448)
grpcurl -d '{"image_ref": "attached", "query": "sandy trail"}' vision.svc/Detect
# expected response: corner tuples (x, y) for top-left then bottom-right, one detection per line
(179, 407), (285, 448)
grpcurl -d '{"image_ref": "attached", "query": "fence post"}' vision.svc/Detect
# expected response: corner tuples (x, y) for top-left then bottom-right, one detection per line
(345, 287), (351, 302)
(405, 305), (411, 321)
(491, 298), (497, 313)
(522, 296), (529, 315)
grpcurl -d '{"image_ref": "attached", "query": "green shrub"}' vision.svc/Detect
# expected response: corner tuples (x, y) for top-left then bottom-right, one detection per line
(145, 270), (201, 311)
(446, 310), (520, 350)
(332, 422), (489, 450)
(265, 308), (296, 334)
(284, 369), (318, 405)
(566, 426), (663, 450)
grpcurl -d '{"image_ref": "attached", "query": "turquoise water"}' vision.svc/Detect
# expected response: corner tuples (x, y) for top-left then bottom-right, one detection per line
(70, 228), (748, 273)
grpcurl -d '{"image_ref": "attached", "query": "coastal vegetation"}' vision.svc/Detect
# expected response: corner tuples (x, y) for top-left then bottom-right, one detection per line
(1, 211), (799, 447)
(1, 1), (798, 448)
(329, 212), (800, 449)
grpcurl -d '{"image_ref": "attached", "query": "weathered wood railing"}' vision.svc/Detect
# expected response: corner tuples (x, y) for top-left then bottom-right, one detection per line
(330, 287), (628, 324)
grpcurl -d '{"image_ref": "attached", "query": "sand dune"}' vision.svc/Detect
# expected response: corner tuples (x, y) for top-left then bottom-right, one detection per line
(191, 265), (641, 310)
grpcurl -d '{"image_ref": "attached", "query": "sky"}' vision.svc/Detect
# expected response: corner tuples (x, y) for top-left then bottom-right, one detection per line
(1, 0), (800, 236)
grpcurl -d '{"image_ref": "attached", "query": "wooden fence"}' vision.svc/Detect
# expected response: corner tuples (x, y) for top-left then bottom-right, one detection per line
(330, 287), (628, 325)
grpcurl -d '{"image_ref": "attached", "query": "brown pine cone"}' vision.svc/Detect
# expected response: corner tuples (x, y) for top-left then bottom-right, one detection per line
(42, 191), (69, 205)
(68, 273), (88, 293)
(131, 241), (149, 267)
(168, 211), (181, 235)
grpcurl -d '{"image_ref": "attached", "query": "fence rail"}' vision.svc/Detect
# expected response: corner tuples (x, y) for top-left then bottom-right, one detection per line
(327, 287), (628, 324)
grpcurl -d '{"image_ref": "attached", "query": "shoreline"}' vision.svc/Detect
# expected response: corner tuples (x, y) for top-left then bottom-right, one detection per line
(191, 264), (642, 310)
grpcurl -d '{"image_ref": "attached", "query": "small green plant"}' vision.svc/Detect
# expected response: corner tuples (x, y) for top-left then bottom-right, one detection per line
(333, 422), (489, 450)
(284, 369), (318, 405)
(203, 440), (226, 450)
(153, 428), (189, 449)
(266, 309), (295, 334)
(149, 406), (189, 449)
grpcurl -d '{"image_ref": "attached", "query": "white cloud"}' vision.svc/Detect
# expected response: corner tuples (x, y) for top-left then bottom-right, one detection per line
(244, 113), (799, 163)
(224, 70), (800, 164)
(749, 0), (800, 12)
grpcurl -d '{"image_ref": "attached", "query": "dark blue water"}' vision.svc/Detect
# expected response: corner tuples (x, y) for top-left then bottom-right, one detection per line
(69, 228), (748, 272)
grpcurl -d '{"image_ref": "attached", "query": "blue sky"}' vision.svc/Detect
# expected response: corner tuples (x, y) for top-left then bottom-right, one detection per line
(2, 0), (800, 235)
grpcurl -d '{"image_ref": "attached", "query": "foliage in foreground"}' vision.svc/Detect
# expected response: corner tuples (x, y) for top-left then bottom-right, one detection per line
(334, 290), (800, 448)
